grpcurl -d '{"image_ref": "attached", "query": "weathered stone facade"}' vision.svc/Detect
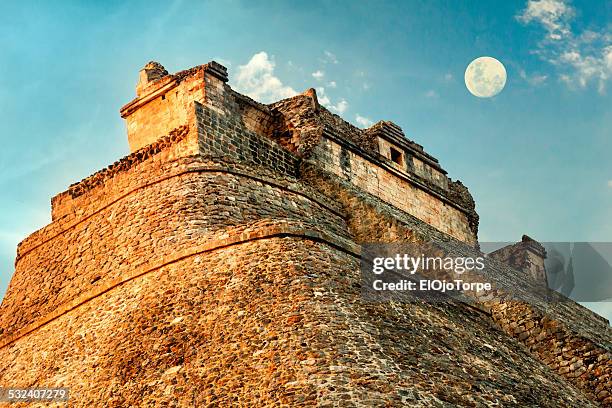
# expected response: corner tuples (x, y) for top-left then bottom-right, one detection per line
(488, 235), (549, 287)
(0, 61), (610, 407)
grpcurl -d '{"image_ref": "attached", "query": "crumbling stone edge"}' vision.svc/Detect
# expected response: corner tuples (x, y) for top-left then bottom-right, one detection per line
(17, 164), (344, 262)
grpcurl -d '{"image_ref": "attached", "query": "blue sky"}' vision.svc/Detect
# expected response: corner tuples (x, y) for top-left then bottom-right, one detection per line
(0, 0), (610, 317)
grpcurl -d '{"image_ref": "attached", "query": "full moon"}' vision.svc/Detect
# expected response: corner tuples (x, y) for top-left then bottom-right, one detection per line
(464, 57), (507, 98)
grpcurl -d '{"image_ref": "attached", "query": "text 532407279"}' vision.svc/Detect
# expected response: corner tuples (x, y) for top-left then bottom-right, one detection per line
(0, 387), (69, 402)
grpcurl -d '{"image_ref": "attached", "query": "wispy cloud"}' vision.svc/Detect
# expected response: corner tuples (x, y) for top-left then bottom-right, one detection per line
(312, 70), (325, 80)
(332, 99), (349, 114)
(517, 0), (574, 40)
(517, 0), (611, 93)
(444, 73), (453, 81)
(607, 180), (612, 188)
(233, 52), (297, 103)
(310, 53), (349, 113)
(519, 68), (548, 85)
(316, 87), (331, 105)
(234, 51), (350, 115)
(355, 114), (373, 128)
(316, 87), (348, 114)
(322, 51), (339, 64)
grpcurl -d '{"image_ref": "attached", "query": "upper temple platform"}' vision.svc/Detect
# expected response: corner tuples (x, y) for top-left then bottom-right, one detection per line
(117, 60), (478, 244)
(32, 60), (479, 253)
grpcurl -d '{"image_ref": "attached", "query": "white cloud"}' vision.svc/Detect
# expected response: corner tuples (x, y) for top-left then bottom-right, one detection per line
(444, 73), (453, 81)
(312, 70), (325, 80)
(517, 0), (574, 40)
(233, 52), (297, 103)
(607, 180), (612, 188)
(555, 47), (612, 93)
(605, 46), (612, 70)
(517, 0), (611, 93)
(316, 87), (331, 105)
(323, 51), (339, 64)
(316, 87), (349, 114)
(355, 114), (373, 128)
(332, 99), (349, 114)
(425, 89), (439, 98)
(235, 52), (348, 114)
(579, 30), (601, 44)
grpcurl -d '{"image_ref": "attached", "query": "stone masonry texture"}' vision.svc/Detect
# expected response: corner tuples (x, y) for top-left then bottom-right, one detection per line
(0, 60), (610, 407)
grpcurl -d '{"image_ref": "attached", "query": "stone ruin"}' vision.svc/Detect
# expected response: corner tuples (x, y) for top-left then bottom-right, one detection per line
(0, 60), (610, 406)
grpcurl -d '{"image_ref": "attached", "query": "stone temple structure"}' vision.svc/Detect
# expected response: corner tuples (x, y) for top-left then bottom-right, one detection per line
(0, 61), (610, 407)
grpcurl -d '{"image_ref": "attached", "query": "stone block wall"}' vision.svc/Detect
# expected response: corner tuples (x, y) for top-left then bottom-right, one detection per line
(50, 125), (193, 221)
(115, 61), (478, 247)
(268, 93), (478, 245)
(489, 301), (611, 405)
(120, 62), (228, 152)
(232, 91), (286, 141)
(310, 135), (476, 244)
(376, 133), (448, 191)
(300, 162), (611, 407)
(196, 102), (299, 178)
(488, 235), (549, 287)
(1, 147), (347, 339)
(0, 231), (600, 407)
(120, 74), (202, 152)
(412, 156), (447, 189)
(366, 120), (449, 191)
(2, 60), (609, 407)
